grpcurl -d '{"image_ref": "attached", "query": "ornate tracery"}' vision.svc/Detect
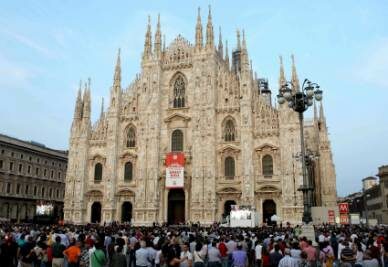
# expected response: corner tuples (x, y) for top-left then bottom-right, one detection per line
(126, 126), (136, 148)
(173, 75), (185, 108)
(224, 119), (236, 142)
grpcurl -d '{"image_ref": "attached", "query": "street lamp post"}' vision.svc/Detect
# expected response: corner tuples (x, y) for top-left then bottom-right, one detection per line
(277, 79), (323, 224)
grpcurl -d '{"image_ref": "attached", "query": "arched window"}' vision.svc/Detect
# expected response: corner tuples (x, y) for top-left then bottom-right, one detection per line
(126, 127), (136, 148)
(94, 163), (103, 181)
(262, 155), (273, 177)
(225, 156), (235, 179)
(173, 75), (185, 108)
(124, 162), (133, 182)
(171, 130), (183, 152)
(224, 119), (236, 142)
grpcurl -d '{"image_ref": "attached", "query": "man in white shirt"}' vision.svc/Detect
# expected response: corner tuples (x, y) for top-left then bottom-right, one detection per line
(136, 241), (150, 267)
(180, 243), (193, 267)
(254, 241), (262, 267)
(278, 248), (298, 267)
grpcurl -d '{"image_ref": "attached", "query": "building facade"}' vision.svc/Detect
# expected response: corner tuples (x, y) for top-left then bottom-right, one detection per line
(64, 8), (337, 225)
(364, 165), (388, 224)
(0, 134), (67, 222)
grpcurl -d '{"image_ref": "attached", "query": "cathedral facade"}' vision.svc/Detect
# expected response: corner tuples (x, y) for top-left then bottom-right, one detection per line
(64, 8), (337, 225)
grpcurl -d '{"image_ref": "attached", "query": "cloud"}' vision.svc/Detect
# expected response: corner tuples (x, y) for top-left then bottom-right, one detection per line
(0, 28), (56, 58)
(351, 38), (388, 88)
(0, 54), (38, 90)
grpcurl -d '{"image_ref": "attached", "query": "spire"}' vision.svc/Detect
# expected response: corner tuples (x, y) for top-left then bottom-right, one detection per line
(82, 79), (91, 119)
(242, 29), (247, 51)
(278, 55), (286, 89)
(225, 40), (229, 68)
(154, 13), (162, 58)
(218, 26), (223, 58)
(113, 48), (121, 89)
(291, 54), (300, 91)
(163, 34), (166, 52)
(143, 15), (152, 60)
(241, 29), (249, 72)
(206, 5), (214, 49)
(195, 7), (203, 51)
(236, 29), (241, 51)
(100, 97), (104, 119)
(74, 80), (83, 119)
(319, 101), (325, 122)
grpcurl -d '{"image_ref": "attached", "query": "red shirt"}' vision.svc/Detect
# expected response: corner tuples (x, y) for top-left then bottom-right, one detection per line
(304, 245), (317, 261)
(262, 254), (270, 267)
(218, 242), (227, 257)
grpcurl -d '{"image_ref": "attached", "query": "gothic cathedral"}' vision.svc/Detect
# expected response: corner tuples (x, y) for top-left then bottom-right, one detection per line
(64, 8), (337, 225)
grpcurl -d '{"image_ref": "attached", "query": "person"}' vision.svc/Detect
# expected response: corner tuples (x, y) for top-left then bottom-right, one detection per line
(0, 235), (18, 267)
(300, 251), (309, 267)
(218, 238), (228, 267)
(180, 242), (193, 267)
(52, 236), (66, 267)
(19, 236), (36, 267)
(231, 244), (247, 267)
(269, 244), (282, 267)
(354, 242), (364, 267)
(110, 246), (127, 267)
(90, 240), (106, 267)
(290, 242), (302, 266)
(261, 247), (270, 267)
(136, 240), (150, 267)
(154, 244), (162, 267)
(278, 248), (298, 267)
(340, 241), (356, 267)
(192, 242), (205, 267)
(303, 240), (316, 266)
(322, 241), (334, 267)
(207, 241), (221, 267)
(63, 239), (81, 267)
(362, 249), (379, 267)
(254, 240), (262, 267)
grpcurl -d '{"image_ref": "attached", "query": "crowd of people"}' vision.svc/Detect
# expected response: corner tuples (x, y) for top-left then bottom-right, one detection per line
(0, 222), (387, 267)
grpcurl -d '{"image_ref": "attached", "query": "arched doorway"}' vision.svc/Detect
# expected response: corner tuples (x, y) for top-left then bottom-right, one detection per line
(121, 202), (132, 223)
(91, 202), (102, 223)
(263, 199), (276, 225)
(168, 189), (185, 224)
(223, 200), (236, 218)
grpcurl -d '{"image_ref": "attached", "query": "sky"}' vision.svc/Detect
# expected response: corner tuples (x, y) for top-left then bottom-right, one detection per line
(0, 0), (387, 196)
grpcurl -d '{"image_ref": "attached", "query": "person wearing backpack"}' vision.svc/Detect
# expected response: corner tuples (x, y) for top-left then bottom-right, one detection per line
(91, 240), (106, 267)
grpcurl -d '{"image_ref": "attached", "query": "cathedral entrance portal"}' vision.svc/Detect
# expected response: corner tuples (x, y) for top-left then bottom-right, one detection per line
(121, 202), (132, 223)
(223, 200), (236, 219)
(263, 199), (276, 225)
(91, 202), (101, 223)
(168, 189), (185, 224)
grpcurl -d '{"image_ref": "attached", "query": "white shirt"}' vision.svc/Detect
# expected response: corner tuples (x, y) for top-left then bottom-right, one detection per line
(255, 244), (262, 260)
(180, 251), (193, 267)
(278, 255), (298, 267)
(155, 250), (162, 265)
(338, 243), (345, 260)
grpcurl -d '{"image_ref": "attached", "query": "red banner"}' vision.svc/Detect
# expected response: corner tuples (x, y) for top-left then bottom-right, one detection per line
(340, 214), (349, 225)
(165, 152), (185, 166)
(328, 210), (335, 224)
(338, 203), (349, 214)
(165, 152), (185, 189)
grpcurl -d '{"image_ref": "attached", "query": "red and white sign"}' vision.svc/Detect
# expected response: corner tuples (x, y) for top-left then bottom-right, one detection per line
(338, 203), (349, 214)
(328, 210), (335, 224)
(165, 152), (185, 189)
(340, 214), (349, 225)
